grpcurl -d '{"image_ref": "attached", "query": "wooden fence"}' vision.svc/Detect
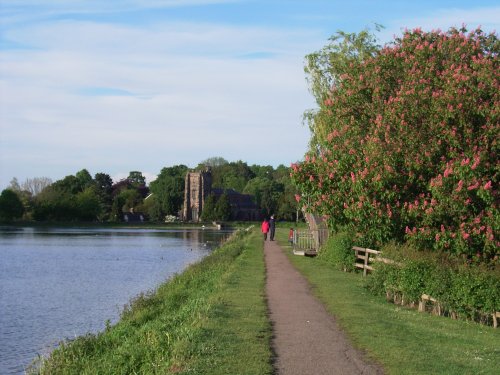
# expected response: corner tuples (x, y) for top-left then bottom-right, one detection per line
(353, 246), (500, 328)
(352, 246), (398, 276)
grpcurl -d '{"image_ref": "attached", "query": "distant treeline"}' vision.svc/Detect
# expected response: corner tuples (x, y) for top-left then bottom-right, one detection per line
(0, 157), (300, 223)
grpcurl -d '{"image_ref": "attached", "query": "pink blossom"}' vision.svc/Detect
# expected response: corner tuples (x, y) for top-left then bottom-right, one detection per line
(456, 180), (463, 192)
(467, 181), (479, 190)
(483, 180), (492, 190)
(350, 172), (356, 183)
(435, 233), (440, 241)
(309, 175), (315, 182)
(471, 155), (480, 169)
(462, 232), (470, 240)
(294, 194), (301, 203)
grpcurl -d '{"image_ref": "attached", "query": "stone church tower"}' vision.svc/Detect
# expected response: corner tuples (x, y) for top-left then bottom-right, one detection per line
(182, 168), (212, 222)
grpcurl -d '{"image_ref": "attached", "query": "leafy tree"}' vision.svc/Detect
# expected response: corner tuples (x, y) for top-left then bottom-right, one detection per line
(277, 180), (301, 221)
(75, 187), (101, 221)
(201, 193), (217, 221)
(33, 186), (77, 221)
(141, 195), (163, 222)
(243, 177), (283, 216)
(197, 156), (229, 168)
(249, 165), (274, 179)
(47, 169), (93, 196)
(75, 169), (93, 190)
(292, 26), (499, 259)
(118, 189), (142, 213)
(127, 171), (146, 186)
(94, 173), (113, 220)
(149, 165), (188, 218)
(243, 177), (269, 208)
(111, 193), (126, 221)
(214, 193), (232, 221)
(0, 189), (24, 221)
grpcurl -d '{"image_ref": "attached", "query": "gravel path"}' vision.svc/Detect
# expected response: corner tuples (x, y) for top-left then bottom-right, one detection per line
(264, 239), (384, 375)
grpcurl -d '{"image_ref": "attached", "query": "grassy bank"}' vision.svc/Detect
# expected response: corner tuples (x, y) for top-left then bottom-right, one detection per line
(31, 228), (272, 375)
(276, 229), (500, 375)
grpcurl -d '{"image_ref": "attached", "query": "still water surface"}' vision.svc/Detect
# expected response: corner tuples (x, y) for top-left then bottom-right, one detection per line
(0, 226), (231, 374)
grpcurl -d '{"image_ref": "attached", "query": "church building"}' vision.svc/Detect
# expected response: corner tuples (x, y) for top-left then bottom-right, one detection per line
(181, 168), (260, 222)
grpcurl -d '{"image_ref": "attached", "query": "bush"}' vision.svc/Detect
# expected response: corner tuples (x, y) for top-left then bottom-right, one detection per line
(365, 246), (500, 324)
(318, 232), (355, 271)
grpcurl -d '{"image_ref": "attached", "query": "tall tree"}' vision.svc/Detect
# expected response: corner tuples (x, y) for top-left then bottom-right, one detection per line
(127, 171), (146, 186)
(149, 165), (188, 218)
(94, 173), (113, 220)
(292, 27), (499, 257)
(75, 169), (93, 190)
(197, 156), (228, 168)
(214, 193), (232, 221)
(0, 189), (24, 221)
(200, 193), (217, 221)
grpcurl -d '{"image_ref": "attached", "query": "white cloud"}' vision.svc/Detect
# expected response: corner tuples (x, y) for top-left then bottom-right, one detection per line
(0, 19), (315, 187)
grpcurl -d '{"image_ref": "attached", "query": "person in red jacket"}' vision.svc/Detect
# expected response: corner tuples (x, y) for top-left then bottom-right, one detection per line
(261, 218), (270, 241)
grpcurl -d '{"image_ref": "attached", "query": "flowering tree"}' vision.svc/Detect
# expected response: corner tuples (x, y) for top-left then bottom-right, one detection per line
(292, 27), (499, 259)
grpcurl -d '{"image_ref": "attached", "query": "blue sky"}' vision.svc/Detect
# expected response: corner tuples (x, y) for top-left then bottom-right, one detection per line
(1, 1), (499, 187)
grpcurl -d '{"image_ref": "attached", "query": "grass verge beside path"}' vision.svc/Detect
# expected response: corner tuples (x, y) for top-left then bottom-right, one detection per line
(31, 229), (272, 375)
(276, 229), (500, 375)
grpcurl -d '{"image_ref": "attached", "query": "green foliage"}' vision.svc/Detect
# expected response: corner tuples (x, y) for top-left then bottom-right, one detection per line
(201, 193), (232, 221)
(317, 232), (355, 271)
(214, 193), (231, 221)
(365, 243), (500, 320)
(17, 160), (298, 223)
(149, 165), (188, 218)
(0, 189), (24, 221)
(127, 171), (146, 186)
(32, 230), (273, 375)
(114, 189), (141, 214)
(201, 193), (217, 221)
(292, 26), (499, 260)
(243, 177), (284, 216)
(75, 188), (101, 221)
(93, 173), (113, 220)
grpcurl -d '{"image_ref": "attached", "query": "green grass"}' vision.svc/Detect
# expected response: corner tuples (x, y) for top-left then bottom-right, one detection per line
(31, 224), (498, 374)
(276, 229), (500, 375)
(30, 229), (273, 375)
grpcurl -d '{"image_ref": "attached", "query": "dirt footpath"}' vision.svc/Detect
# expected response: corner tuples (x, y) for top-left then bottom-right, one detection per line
(264, 239), (384, 375)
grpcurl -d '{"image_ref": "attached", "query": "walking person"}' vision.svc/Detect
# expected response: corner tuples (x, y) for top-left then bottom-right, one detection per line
(261, 218), (270, 241)
(269, 215), (276, 241)
(288, 227), (294, 245)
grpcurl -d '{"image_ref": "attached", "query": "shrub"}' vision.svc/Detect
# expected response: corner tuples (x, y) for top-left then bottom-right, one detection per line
(318, 232), (355, 271)
(365, 246), (500, 324)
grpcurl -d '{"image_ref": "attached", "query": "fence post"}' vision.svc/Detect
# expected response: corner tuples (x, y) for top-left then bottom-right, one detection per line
(363, 250), (369, 276)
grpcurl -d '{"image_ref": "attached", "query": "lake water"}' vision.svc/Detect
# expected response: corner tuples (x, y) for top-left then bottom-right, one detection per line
(0, 226), (232, 374)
